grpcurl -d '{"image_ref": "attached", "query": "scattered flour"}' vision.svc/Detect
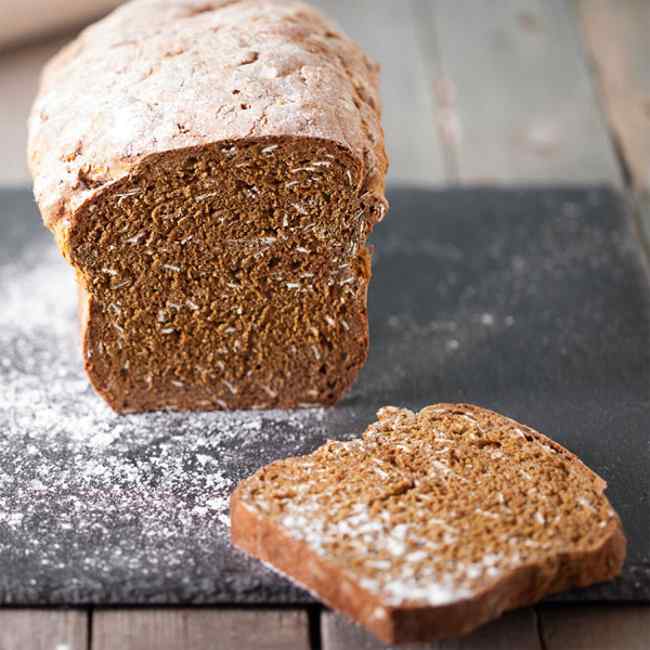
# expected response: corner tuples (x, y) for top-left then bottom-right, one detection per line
(0, 240), (328, 600)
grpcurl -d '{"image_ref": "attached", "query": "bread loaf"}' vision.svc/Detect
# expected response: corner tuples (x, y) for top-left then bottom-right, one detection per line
(231, 403), (626, 644)
(28, 0), (387, 412)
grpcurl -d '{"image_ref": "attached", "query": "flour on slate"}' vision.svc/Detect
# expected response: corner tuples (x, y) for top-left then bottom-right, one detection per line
(0, 240), (327, 602)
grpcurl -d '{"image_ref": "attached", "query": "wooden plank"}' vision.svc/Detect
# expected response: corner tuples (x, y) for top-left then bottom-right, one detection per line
(0, 36), (69, 187)
(321, 608), (541, 650)
(594, 6), (650, 269)
(0, 609), (88, 650)
(92, 608), (311, 650)
(311, 0), (447, 185)
(414, 0), (621, 185)
(579, 0), (650, 190)
(539, 605), (650, 650)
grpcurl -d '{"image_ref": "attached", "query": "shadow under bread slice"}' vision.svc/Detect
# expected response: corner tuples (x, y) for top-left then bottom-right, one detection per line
(230, 403), (626, 645)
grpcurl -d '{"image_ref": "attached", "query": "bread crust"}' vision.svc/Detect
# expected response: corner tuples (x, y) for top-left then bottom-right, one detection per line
(230, 403), (626, 644)
(28, 0), (387, 230)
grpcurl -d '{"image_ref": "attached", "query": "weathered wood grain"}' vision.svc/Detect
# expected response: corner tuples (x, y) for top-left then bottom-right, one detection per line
(321, 608), (542, 650)
(539, 605), (650, 650)
(578, 0), (650, 252)
(0, 609), (88, 650)
(414, 0), (621, 185)
(92, 608), (311, 650)
(311, 0), (447, 185)
(579, 0), (650, 190)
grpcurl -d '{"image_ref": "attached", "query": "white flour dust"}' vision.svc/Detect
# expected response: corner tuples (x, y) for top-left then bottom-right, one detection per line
(0, 240), (328, 596)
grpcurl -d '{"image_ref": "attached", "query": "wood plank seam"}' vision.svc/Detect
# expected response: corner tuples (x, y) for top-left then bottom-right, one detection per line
(410, 0), (460, 183)
(309, 0), (448, 185)
(577, 0), (650, 192)
(411, 0), (621, 185)
(577, 0), (650, 261)
(309, 606), (322, 650)
(580, 29), (650, 264)
(573, 3), (633, 189)
(534, 607), (549, 650)
(87, 607), (93, 650)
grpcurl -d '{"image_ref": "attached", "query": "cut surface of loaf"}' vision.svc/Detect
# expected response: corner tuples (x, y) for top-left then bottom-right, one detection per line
(231, 403), (626, 644)
(27, 0), (387, 412)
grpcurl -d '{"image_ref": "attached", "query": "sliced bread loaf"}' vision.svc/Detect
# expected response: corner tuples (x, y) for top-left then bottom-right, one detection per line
(230, 403), (626, 644)
(28, 0), (387, 412)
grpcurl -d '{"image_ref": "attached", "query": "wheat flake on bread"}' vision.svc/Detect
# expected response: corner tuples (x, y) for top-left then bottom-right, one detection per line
(230, 403), (626, 644)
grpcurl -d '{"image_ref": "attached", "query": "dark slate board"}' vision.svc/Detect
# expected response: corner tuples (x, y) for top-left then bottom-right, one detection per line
(0, 186), (648, 606)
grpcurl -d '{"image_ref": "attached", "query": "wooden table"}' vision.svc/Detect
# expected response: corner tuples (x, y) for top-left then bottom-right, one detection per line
(0, 1), (648, 648)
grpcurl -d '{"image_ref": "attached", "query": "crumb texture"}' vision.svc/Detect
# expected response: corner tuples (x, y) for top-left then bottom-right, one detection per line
(234, 403), (625, 640)
(27, 0), (388, 412)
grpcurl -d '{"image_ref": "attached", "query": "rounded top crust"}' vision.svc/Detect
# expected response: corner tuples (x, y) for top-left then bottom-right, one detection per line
(28, 0), (386, 227)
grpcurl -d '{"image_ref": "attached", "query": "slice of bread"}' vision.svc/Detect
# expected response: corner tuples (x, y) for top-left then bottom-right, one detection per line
(230, 403), (626, 644)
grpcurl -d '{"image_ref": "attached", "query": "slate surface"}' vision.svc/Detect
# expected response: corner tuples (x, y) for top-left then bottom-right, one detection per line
(0, 186), (648, 605)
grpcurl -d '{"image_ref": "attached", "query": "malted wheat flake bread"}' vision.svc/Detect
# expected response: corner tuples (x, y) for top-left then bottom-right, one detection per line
(231, 403), (626, 644)
(27, 0), (387, 412)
